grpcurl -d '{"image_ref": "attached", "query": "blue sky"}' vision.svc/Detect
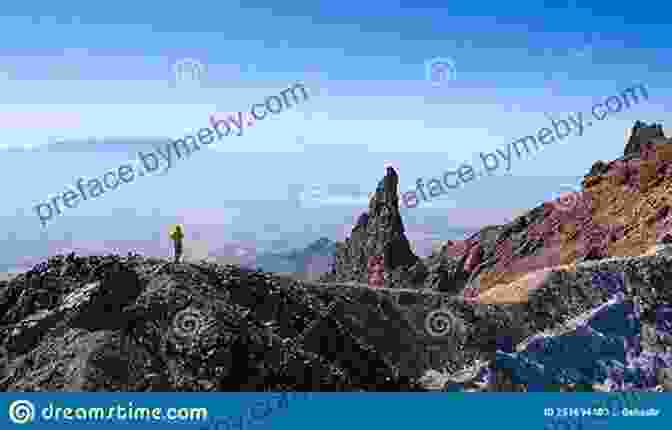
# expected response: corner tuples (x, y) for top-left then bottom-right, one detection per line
(0, 0), (671, 268)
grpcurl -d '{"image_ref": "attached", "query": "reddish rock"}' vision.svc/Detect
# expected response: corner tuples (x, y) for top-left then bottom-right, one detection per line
(657, 229), (672, 245)
(444, 240), (472, 259)
(367, 255), (385, 287)
(655, 206), (671, 223)
(463, 243), (482, 273)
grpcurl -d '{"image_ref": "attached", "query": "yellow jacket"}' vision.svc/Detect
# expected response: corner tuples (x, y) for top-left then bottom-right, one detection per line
(169, 225), (184, 241)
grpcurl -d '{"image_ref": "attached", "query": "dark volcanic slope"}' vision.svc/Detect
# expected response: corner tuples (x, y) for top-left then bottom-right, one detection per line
(0, 253), (429, 391)
(3, 250), (670, 392)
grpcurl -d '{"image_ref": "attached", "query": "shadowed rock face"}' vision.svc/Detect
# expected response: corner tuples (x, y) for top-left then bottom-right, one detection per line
(325, 167), (422, 286)
(491, 270), (672, 392)
(438, 261), (672, 392)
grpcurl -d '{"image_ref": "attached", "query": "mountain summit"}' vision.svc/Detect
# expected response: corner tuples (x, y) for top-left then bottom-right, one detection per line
(324, 167), (425, 286)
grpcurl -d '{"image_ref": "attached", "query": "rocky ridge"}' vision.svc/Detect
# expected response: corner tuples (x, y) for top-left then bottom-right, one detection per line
(422, 121), (672, 301)
(0, 254), (431, 391)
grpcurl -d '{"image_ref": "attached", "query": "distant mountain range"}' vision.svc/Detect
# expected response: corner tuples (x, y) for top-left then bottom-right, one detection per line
(253, 237), (336, 279)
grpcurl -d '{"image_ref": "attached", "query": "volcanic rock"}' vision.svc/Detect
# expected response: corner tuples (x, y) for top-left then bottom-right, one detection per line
(0, 254), (427, 391)
(324, 167), (423, 287)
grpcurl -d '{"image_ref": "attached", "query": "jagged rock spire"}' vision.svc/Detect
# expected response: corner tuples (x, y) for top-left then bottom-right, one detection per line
(624, 121), (666, 158)
(328, 167), (419, 283)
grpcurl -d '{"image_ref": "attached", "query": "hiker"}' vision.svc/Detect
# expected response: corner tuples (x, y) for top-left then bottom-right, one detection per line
(169, 224), (184, 263)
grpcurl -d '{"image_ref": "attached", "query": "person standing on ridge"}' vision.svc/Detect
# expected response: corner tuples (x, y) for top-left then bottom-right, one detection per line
(169, 224), (184, 263)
